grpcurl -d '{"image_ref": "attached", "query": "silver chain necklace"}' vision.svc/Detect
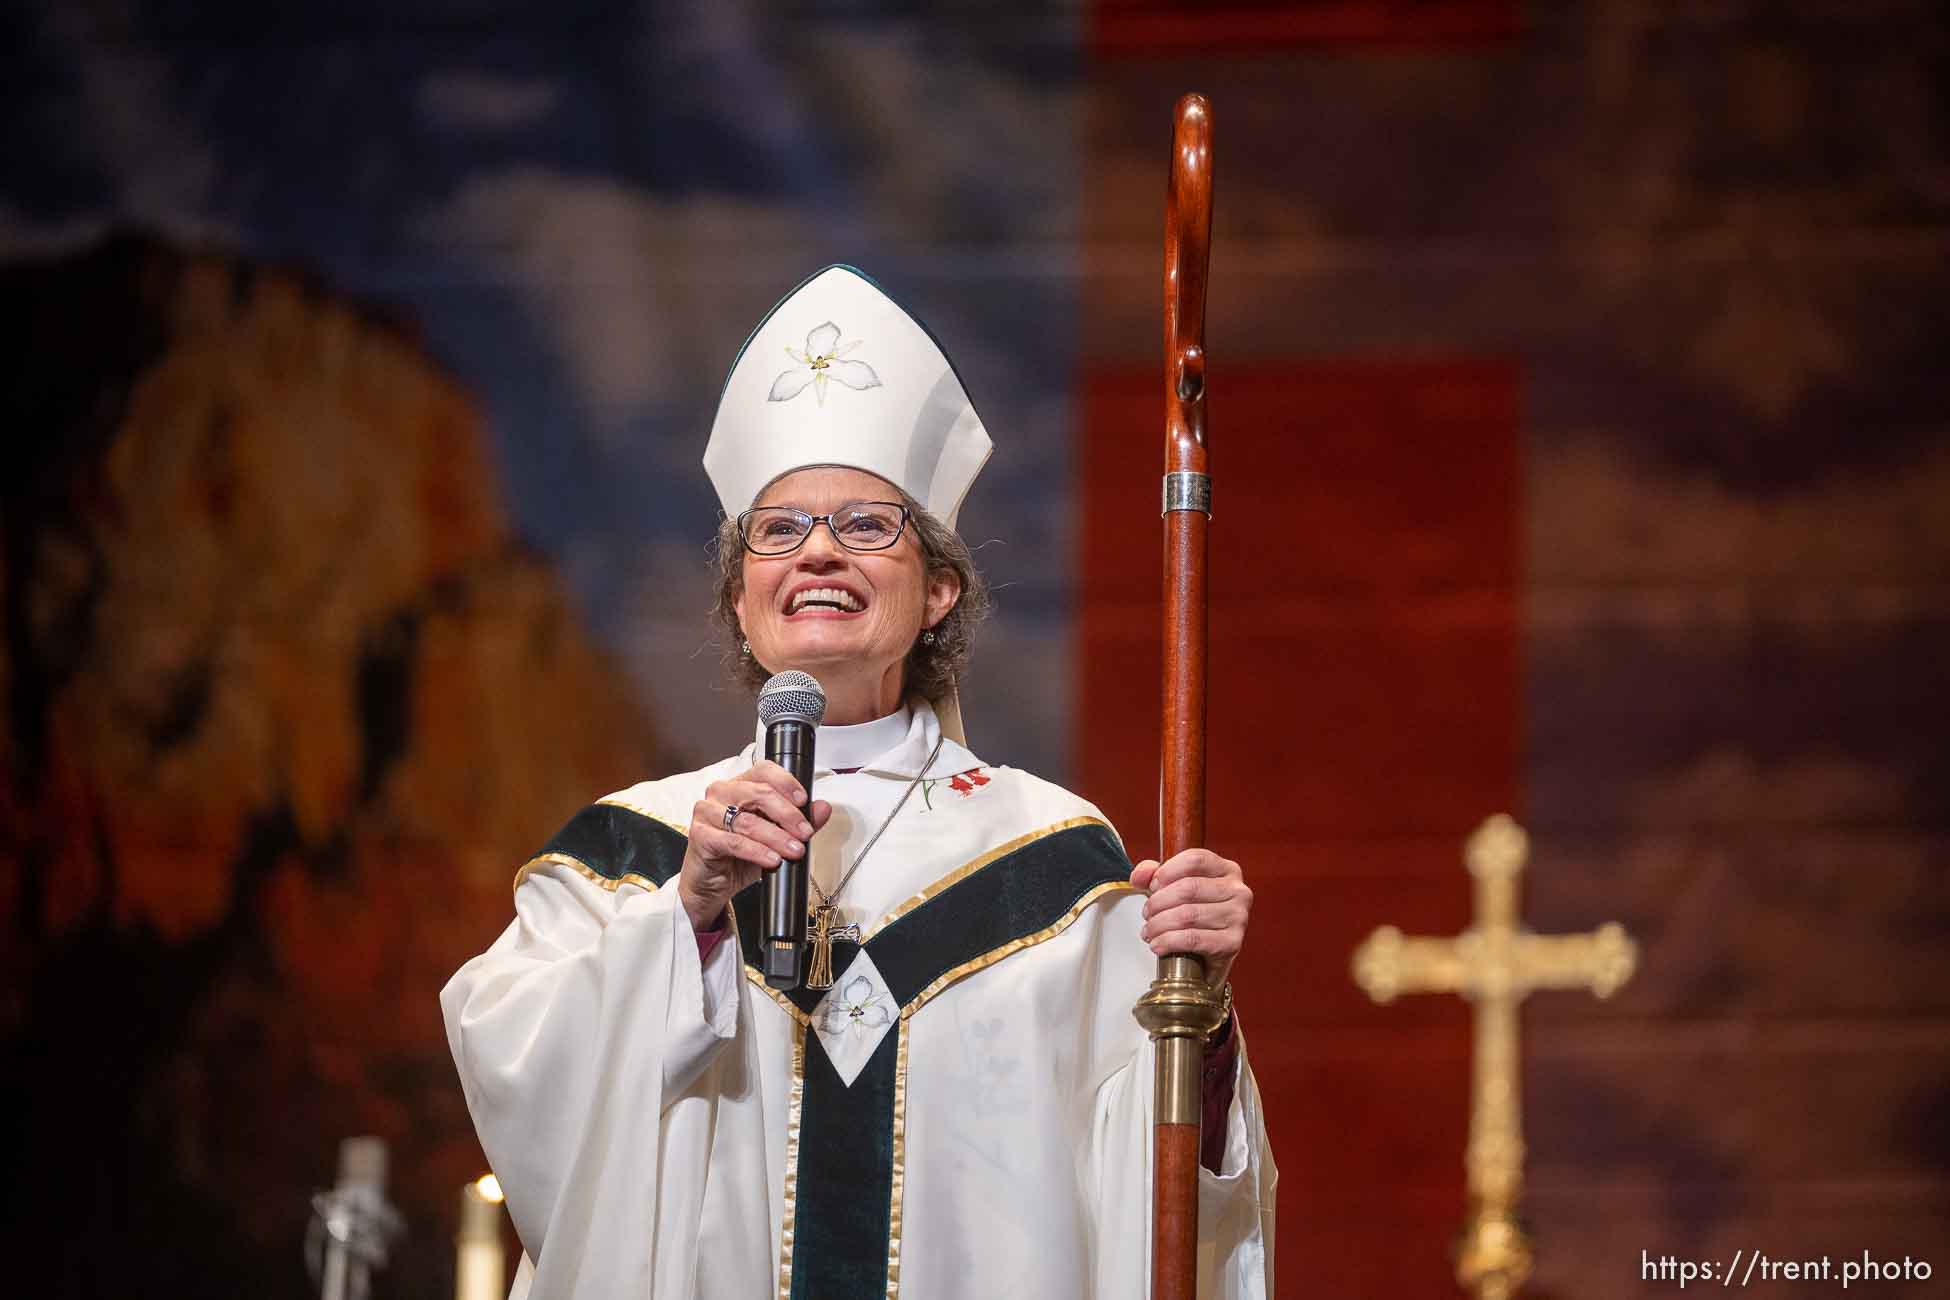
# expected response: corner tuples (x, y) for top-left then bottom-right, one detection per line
(804, 731), (945, 989)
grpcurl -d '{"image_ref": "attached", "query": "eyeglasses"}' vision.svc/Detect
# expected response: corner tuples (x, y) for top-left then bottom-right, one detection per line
(737, 500), (912, 556)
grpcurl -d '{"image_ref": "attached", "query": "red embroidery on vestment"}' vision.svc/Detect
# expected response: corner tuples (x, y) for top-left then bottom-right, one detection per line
(922, 767), (991, 806)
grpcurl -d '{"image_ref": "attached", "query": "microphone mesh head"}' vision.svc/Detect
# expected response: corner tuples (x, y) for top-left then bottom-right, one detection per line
(758, 671), (827, 727)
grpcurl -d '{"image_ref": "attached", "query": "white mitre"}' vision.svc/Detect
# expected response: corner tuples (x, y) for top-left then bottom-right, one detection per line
(704, 265), (993, 742)
(703, 264), (993, 528)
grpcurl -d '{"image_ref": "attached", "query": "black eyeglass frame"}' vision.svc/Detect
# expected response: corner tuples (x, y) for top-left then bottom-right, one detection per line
(735, 499), (914, 556)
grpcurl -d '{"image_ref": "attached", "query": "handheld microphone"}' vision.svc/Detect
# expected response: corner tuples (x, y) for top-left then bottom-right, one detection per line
(758, 671), (826, 989)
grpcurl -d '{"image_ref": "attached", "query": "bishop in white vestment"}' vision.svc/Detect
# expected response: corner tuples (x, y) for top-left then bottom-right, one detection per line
(441, 266), (1276, 1298)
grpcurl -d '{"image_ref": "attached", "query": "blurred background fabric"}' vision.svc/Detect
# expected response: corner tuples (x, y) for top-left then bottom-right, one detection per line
(2, 1), (1945, 1296)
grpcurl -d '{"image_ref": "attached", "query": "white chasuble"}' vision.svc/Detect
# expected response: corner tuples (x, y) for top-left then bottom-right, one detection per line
(441, 702), (1276, 1298)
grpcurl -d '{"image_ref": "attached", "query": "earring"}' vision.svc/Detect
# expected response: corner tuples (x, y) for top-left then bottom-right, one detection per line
(921, 628), (936, 646)
(741, 639), (752, 656)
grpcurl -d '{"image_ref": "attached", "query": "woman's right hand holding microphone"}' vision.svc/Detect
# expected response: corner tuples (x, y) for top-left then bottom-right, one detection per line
(677, 760), (831, 933)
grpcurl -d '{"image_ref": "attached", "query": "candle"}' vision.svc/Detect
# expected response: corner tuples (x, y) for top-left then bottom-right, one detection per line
(455, 1175), (505, 1300)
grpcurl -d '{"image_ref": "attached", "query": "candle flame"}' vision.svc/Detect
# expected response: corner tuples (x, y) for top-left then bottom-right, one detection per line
(474, 1174), (504, 1204)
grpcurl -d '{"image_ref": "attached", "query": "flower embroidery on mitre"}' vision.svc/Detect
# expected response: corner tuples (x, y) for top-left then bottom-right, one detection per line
(768, 321), (883, 406)
(819, 975), (894, 1037)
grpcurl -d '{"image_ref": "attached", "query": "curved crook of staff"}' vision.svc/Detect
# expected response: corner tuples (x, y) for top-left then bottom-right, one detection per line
(1133, 91), (1225, 1300)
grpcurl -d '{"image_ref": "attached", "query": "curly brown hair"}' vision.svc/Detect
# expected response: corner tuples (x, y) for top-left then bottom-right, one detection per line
(708, 485), (990, 700)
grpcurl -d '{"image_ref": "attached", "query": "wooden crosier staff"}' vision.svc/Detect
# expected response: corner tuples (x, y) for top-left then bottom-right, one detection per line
(1133, 92), (1227, 1300)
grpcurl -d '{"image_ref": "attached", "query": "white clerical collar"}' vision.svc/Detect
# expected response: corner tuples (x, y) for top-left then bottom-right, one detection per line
(818, 703), (915, 771)
(858, 697), (982, 779)
(749, 696), (981, 780)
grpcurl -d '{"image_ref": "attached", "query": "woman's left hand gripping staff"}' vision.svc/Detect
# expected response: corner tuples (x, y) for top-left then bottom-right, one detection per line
(1131, 848), (1252, 990)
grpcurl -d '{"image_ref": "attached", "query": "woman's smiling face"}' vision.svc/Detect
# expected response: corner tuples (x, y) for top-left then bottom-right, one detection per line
(734, 467), (959, 720)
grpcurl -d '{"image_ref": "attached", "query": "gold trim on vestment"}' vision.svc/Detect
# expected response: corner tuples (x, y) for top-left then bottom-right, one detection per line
(743, 968), (813, 1026)
(885, 1019), (910, 1299)
(738, 815), (1122, 1024)
(776, 1026), (807, 1300)
(592, 794), (691, 835)
(745, 814), (1129, 1299)
(859, 815), (1110, 940)
(511, 851), (660, 896)
(898, 879), (1137, 1020)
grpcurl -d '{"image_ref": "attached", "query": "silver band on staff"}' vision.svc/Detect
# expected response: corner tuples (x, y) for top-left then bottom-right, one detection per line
(1161, 471), (1212, 516)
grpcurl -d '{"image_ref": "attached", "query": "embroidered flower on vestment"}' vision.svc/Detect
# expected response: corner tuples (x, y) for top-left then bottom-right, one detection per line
(819, 975), (894, 1036)
(921, 766), (991, 808)
(768, 321), (883, 406)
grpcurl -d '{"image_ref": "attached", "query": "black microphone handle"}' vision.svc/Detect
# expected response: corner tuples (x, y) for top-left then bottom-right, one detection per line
(762, 718), (815, 989)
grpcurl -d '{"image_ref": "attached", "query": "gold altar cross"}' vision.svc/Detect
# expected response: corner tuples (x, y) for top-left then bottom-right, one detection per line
(1351, 814), (1638, 1300)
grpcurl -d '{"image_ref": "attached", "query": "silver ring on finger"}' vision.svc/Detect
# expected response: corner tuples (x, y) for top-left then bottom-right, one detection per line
(722, 803), (741, 830)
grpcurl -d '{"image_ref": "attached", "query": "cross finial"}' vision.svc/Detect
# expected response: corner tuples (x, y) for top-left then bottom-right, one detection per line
(1465, 813), (1527, 882)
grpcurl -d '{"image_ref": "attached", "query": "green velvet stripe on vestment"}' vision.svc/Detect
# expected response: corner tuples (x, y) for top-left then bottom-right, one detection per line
(733, 820), (1133, 1299)
(537, 802), (688, 886)
(532, 809), (1134, 1300)
(731, 821), (1132, 1017)
(789, 1023), (903, 1300)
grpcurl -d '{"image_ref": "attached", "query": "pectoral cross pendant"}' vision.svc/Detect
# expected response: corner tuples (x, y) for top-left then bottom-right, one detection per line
(806, 902), (862, 991)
